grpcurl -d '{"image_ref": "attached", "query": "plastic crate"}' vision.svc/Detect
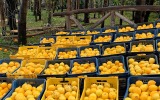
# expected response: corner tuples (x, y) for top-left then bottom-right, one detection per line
(0, 77), (14, 100)
(52, 30), (71, 36)
(80, 77), (119, 100)
(101, 26), (118, 34)
(39, 59), (72, 78)
(10, 59), (47, 78)
(40, 36), (56, 44)
(56, 47), (79, 59)
(124, 76), (160, 99)
(156, 39), (160, 52)
(102, 43), (126, 56)
(136, 22), (155, 30)
(71, 30), (86, 35)
(129, 40), (155, 54)
(86, 28), (102, 35)
(79, 45), (101, 58)
(41, 78), (80, 100)
(34, 47), (57, 60)
(118, 25), (135, 33)
(0, 59), (22, 77)
(92, 33), (113, 45)
(69, 57), (98, 77)
(3, 78), (46, 100)
(114, 32), (135, 43)
(127, 54), (159, 76)
(10, 46), (39, 59)
(135, 29), (157, 40)
(97, 56), (128, 77)
(156, 28), (160, 38)
(155, 20), (160, 28)
(73, 36), (92, 46)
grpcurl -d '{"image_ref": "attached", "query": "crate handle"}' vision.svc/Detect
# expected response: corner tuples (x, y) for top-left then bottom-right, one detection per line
(97, 80), (107, 82)
(80, 38), (86, 39)
(65, 38), (69, 39)
(60, 77), (69, 83)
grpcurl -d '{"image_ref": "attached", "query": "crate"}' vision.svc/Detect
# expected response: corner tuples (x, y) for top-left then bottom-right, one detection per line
(97, 56), (128, 77)
(102, 43), (126, 56)
(0, 59), (22, 77)
(127, 54), (159, 76)
(10, 59), (46, 78)
(34, 47), (57, 60)
(92, 33), (113, 45)
(155, 20), (160, 28)
(118, 25), (135, 33)
(71, 30), (86, 35)
(114, 32), (135, 44)
(79, 45), (101, 58)
(52, 30), (71, 36)
(40, 36), (56, 44)
(101, 26), (118, 34)
(56, 47), (79, 59)
(69, 57), (98, 77)
(156, 28), (160, 38)
(129, 40), (155, 54)
(124, 76), (160, 99)
(0, 77), (14, 100)
(41, 78), (80, 100)
(136, 22), (155, 30)
(3, 78), (46, 100)
(55, 36), (75, 45)
(156, 39), (160, 52)
(10, 46), (39, 59)
(73, 36), (92, 46)
(86, 28), (102, 35)
(80, 77), (119, 100)
(135, 29), (157, 40)
(39, 59), (72, 78)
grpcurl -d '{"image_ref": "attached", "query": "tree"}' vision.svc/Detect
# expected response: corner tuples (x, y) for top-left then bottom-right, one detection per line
(0, 0), (6, 36)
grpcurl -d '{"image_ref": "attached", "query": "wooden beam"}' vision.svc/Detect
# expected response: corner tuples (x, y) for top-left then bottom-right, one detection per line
(66, 0), (71, 30)
(70, 15), (84, 30)
(90, 12), (111, 29)
(53, 5), (160, 16)
(115, 12), (136, 26)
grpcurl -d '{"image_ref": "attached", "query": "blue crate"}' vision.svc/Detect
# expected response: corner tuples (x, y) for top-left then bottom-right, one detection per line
(52, 30), (71, 36)
(118, 25), (136, 33)
(126, 54), (159, 76)
(136, 22), (155, 30)
(156, 29), (160, 38)
(114, 32), (135, 43)
(124, 76), (160, 99)
(71, 29), (86, 35)
(101, 26), (118, 34)
(39, 59), (72, 78)
(68, 57), (98, 77)
(156, 39), (160, 52)
(40, 36), (56, 44)
(0, 59), (22, 77)
(86, 28), (102, 35)
(155, 20), (160, 28)
(79, 45), (101, 58)
(92, 33), (113, 45)
(102, 43), (126, 56)
(0, 78), (14, 100)
(129, 40), (155, 54)
(134, 29), (157, 40)
(3, 79), (46, 100)
(97, 55), (128, 77)
(56, 47), (79, 59)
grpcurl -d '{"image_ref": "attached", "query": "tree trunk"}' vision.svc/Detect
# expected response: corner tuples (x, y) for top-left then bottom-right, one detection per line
(6, 0), (17, 31)
(84, 0), (89, 23)
(101, 0), (108, 28)
(38, 0), (42, 20)
(47, 0), (52, 25)
(134, 0), (144, 23)
(120, 0), (125, 25)
(18, 0), (28, 45)
(144, 0), (154, 22)
(0, 0), (6, 36)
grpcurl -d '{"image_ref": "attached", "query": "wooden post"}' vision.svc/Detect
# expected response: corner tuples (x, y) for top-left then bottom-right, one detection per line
(84, 0), (89, 23)
(18, 0), (28, 45)
(120, 0), (124, 25)
(101, 0), (108, 28)
(110, 11), (115, 27)
(66, 0), (71, 30)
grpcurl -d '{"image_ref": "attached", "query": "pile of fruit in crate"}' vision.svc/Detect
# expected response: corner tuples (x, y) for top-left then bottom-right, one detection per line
(0, 21), (160, 100)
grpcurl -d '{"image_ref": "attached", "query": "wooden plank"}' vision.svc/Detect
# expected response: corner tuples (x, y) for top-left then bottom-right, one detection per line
(90, 12), (111, 29)
(110, 11), (115, 27)
(70, 15), (84, 30)
(53, 5), (160, 16)
(115, 12), (136, 26)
